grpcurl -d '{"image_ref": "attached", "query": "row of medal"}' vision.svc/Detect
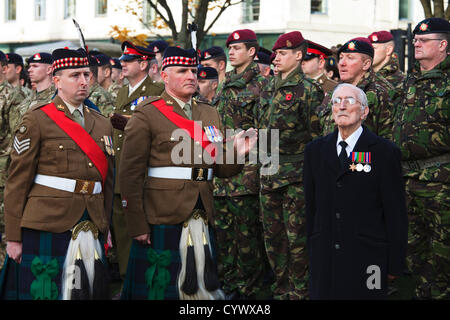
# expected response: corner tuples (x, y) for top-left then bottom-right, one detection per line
(349, 151), (371, 173)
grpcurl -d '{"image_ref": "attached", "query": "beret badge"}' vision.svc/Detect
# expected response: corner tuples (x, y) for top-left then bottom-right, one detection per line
(348, 42), (356, 50)
(233, 32), (240, 40)
(419, 23), (428, 31)
(286, 40), (292, 47)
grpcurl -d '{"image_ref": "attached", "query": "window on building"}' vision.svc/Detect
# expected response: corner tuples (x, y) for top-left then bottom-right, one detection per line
(242, 0), (260, 23)
(95, 0), (108, 16)
(311, 0), (328, 14)
(399, 0), (410, 20)
(35, 0), (46, 20)
(64, 0), (76, 19)
(5, 0), (16, 21)
(143, 0), (155, 24)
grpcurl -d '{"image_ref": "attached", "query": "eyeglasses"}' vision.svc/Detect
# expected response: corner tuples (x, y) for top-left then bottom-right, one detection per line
(332, 97), (360, 106)
(412, 38), (443, 45)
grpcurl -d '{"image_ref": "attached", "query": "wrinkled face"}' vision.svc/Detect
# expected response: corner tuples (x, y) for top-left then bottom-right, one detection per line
(162, 66), (197, 99)
(413, 34), (445, 61)
(53, 67), (91, 105)
(197, 79), (216, 98)
(228, 43), (254, 68)
(274, 49), (301, 74)
(28, 63), (51, 84)
(338, 52), (370, 83)
(301, 57), (321, 77)
(332, 86), (368, 129)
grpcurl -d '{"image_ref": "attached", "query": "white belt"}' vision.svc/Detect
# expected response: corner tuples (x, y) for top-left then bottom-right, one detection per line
(34, 174), (102, 194)
(147, 167), (213, 181)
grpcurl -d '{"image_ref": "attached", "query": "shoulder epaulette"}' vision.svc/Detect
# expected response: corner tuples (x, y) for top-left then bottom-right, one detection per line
(31, 101), (52, 111)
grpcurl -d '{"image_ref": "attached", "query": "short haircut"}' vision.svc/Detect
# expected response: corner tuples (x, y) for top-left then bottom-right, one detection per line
(437, 33), (450, 54)
(332, 83), (368, 111)
(293, 42), (308, 61)
(90, 65), (98, 79)
(138, 59), (151, 73)
(244, 42), (259, 58)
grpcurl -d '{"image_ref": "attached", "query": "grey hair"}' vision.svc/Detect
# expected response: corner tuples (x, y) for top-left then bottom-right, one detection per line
(331, 83), (368, 111)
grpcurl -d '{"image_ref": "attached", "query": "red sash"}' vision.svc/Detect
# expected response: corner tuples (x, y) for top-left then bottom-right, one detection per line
(152, 99), (216, 159)
(41, 103), (108, 184)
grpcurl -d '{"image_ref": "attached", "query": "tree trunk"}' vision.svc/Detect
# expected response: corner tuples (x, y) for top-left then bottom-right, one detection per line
(433, 0), (445, 18)
(419, 0), (433, 18)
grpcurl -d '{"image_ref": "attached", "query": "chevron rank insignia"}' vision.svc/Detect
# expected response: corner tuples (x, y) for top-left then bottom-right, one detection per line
(14, 136), (31, 154)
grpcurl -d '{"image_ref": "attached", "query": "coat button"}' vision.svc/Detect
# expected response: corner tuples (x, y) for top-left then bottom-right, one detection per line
(59, 145), (64, 150)
(170, 137), (175, 141)
(117, 147), (120, 151)
(195, 141), (200, 145)
(119, 134), (123, 138)
(88, 162), (93, 167)
(122, 109), (126, 112)
(336, 182), (343, 188)
(335, 244), (340, 250)
(198, 154), (202, 158)
(336, 213), (341, 219)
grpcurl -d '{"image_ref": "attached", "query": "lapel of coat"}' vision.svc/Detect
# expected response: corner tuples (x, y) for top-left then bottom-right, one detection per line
(52, 95), (76, 122)
(323, 130), (341, 177)
(192, 99), (204, 121)
(83, 105), (95, 134)
(160, 90), (190, 119)
(120, 76), (150, 108)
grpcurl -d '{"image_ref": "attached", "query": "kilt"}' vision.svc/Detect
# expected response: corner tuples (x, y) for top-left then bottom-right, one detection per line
(121, 223), (218, 300)
(0, 228), (72, 300)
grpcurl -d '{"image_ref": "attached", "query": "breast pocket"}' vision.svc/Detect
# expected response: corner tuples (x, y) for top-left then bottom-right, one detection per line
(42, 139), (80, 173)
(153, 132), (185, 161)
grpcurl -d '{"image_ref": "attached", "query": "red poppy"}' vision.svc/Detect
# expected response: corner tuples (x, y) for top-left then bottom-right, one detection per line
(286, 93), (293, 101)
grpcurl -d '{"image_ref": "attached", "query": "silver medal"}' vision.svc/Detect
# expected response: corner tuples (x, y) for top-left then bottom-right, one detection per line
(356, 163), (364, 172)
(363, 164), (371, 173)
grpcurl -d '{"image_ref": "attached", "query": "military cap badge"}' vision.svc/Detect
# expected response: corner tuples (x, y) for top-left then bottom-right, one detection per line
(199, 71), (207, 78)
(204, 51), (211, 59)
(420, 23), (428, 31)
(286, 40), (292, 47)
(348, 42), (356, 50)
(110, 59), (115, 66)
(153, 46), (159, 53)
(19, 125), (27, 134)
(233, 32), (240, 40)
(33, 53), (41, 60)
(371, 35), (378, 42)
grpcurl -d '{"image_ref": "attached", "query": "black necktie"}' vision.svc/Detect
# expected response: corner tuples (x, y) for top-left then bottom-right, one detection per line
(339, 141), (348, 169)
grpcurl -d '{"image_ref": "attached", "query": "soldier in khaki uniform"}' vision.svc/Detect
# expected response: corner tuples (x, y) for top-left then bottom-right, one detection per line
(301, 40), (338, 96)
(109, 41), (164, 285)
(119, 46), (256, 300)
(0, 51), (28, 272)
(1, 47), (114, 300)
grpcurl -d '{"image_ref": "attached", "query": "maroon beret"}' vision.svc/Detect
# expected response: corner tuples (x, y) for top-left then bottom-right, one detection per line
(368, 31), (393, 43)
(337, 37), (374, 59)
(272, 31), (305, 51)
(226, 29), (257, 47)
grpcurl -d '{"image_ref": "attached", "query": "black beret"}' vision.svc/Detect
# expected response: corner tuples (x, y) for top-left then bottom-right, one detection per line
(200, 46), (226, 61)
(255, 49), (271, 65)
(95, 53), (112, 66)
(6, 53), (24, 66)
(51, 47), (89, 74)
(413, 17), (450, 35)
(197, 65), (218, 80)
(162, 46), (198, 70)
(120, 41), (155, 61)
(26, 52), (53, 64)
(110, 58), (122, 69)
(147, 40), (169, 54)
(0, 50), (6, 62)
(337, 37), (374, 59)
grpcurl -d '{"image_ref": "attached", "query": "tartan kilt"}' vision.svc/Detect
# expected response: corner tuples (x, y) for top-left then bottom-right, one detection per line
(121, 223), (219, 300)
(0, 228), (72, 300)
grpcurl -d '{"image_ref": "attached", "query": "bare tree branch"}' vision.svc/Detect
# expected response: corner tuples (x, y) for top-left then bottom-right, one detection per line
(446, 1), (450, 20)
(419, 0), (433, 18)
(204, 0), (242, 35)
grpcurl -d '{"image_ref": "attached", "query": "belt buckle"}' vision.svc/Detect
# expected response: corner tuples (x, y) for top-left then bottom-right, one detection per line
(75, 179), (94, 194)
(192, 167), (208, 181)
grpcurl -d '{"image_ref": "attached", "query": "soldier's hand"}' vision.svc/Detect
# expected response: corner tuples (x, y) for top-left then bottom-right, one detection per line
(110, 113), (129, 131)
(6, 241), (22, 264)
(234, 128), (258, 157)
(134, 233), (151, 246)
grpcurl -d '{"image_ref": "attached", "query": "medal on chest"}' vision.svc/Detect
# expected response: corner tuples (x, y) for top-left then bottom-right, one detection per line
(204, 125), (223, 143)
(349, 152), (371, 173)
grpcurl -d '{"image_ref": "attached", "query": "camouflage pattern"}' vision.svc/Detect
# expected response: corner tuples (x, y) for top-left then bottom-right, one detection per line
(376, 55), (405, 96)
(108, 82), (122, 102)
(19, 85), (32, 98)
(213, 196), (271, 299)
(88, 82), (115, 116)
(0, 80), (27, 272)
(317, 70), (396, 140)
(213, 61), (269, 298)
(392, 56), (450, 299)
(16, 85), (56, 122)
(258, 65), (324, 300)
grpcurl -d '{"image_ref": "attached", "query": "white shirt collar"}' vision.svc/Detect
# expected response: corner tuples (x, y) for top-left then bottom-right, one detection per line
(128, 76), (148, 97)
(336, 126), (363, 156)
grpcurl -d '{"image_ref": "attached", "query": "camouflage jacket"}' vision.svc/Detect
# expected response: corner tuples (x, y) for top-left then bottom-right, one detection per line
(0, 81), (27, 186)
(17, 84), (56, 116)
(318, 70), (396, 140)
(213, 61), (269, 196)
(89, 82), (115, 116)
(377, 55), (405, 96)
(107, 82), (122, 101)
(392, 56), (450, 184)
(258, 65), (324, 191)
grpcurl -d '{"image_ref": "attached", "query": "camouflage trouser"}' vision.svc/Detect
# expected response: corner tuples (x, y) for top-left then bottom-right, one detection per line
(0, 186), (5, 272)
(213, 195), (271, 298)
(260, 183), (308, 300)
(405, 179), (449, 300)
